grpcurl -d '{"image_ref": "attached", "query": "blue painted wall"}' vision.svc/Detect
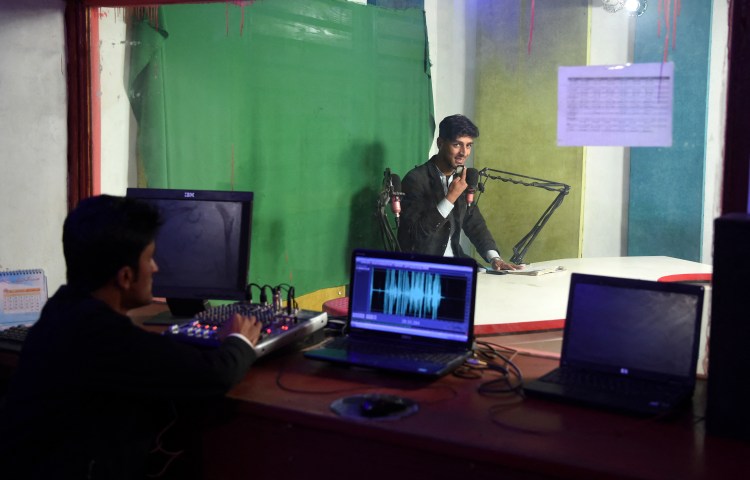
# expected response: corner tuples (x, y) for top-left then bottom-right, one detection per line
(628, 0), (713, 261)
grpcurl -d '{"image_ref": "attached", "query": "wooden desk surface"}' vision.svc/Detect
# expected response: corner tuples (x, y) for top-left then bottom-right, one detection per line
(200, 341), (748, 480)
(4, 300), (744, 479)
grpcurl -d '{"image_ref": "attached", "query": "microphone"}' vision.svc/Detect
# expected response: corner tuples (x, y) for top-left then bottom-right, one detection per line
(466, 168), (479, 206)
(389, 174), (403, 218)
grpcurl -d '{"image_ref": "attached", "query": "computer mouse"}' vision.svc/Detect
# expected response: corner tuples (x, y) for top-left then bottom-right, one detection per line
(359, 395), (413, 418)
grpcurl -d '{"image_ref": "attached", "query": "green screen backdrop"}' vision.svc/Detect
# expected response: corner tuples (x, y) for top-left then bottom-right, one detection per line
(128, 0), (434, 295)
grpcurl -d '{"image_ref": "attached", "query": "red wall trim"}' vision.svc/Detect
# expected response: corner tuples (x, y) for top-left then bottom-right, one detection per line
(65, 1), (93, 211)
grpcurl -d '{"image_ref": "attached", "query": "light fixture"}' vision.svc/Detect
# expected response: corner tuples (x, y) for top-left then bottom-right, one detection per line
(601, 0), (624, 13)
(623, 0), (648, 16)
(601, 0), (647, 16)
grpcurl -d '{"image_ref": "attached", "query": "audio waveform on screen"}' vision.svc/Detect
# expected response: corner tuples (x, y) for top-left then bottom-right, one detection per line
(375, 269), (443, 320)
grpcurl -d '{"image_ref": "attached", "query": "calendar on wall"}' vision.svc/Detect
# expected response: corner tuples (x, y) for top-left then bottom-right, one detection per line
(0, 269), (48, 328)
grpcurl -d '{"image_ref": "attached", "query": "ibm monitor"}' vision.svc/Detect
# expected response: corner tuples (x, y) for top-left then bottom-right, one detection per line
(126, 188), (253, 319)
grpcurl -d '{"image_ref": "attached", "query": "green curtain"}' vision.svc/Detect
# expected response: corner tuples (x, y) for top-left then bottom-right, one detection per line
(128, 0), (434, 295)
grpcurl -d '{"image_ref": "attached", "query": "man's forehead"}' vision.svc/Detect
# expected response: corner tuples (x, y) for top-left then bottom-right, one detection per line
(448, 136), (474, 144)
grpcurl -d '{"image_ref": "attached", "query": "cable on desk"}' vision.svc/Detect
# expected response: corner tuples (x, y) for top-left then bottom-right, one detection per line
(470, 341), (525, 396)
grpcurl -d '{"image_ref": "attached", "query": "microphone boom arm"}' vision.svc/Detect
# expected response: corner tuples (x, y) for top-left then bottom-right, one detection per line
(477, 167), (571, 264)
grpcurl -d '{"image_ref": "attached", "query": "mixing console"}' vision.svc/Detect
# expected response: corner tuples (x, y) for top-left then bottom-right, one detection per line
(164, 303), (327, 357)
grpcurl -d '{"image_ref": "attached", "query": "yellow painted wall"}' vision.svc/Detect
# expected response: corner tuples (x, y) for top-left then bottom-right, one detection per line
(474, 0), (587, 263)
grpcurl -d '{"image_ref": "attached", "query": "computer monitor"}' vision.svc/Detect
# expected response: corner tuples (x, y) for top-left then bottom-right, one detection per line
(126, 188), (253, 319)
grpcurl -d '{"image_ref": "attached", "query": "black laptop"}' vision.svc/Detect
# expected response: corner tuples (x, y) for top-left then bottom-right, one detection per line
(524, 273), (705, 416)
(304, 249), (477, 377)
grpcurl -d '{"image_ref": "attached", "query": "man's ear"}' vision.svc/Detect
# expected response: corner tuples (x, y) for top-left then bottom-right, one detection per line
(115, 265), (135, 291)
(436, 137), (443, 149)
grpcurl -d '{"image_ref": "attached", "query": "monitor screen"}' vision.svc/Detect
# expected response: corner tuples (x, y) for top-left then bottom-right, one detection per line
(348, 250), (476, 344)
(126, 188), (253, 317)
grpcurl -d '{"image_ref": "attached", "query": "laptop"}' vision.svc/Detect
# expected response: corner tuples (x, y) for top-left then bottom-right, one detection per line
(304, 249), (477, 377)
(524, 273), (705, 416)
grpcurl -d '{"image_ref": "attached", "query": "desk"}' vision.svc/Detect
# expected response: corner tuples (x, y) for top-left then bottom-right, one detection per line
(194, 344), (747, 480)
(2, 302), (744, 479)
(475, 256), (712, 331)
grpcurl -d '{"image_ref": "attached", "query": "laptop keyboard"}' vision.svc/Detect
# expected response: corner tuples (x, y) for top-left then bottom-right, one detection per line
(0, 324), (31, 352)
(542, 368), (681, 398)
(327, 336), (462, 364)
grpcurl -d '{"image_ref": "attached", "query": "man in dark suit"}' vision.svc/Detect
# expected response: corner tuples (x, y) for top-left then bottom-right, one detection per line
(398, 114), (520, 271)
(0, 195), (262, 479)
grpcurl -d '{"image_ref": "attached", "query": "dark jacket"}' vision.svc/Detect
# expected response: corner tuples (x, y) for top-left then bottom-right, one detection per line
(397, 158), (500, 261)
(0, 285), (256, 479)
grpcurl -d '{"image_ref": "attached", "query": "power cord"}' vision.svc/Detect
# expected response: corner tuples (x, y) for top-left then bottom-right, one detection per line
(146, 403), (184, 478)
(455, 340), (525, 396)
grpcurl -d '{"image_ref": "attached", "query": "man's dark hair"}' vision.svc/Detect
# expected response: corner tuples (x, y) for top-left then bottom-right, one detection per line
(438, 114), (479, 141)
(63, 195), (161, 292)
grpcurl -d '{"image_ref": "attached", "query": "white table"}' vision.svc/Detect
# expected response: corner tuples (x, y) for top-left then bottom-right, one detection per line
(475, 256), (713, 375)
(475, 256), (712, 330)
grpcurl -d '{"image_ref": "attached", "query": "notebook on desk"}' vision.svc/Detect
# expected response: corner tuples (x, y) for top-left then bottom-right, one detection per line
(524, 273), (705, 416)
(304, 249), (477, 377)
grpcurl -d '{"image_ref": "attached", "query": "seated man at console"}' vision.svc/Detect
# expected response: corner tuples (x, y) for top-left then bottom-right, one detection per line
(0, 195), (262, 479)
(398, 114), (520, 271)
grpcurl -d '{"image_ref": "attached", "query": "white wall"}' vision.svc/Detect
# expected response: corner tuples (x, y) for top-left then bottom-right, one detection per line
(703, 0), (730, 264)
(99, 9), (136, 196)
(425, 0), (476, 157)
(0, 1), (68, 292)
(581, 5), (634, 258)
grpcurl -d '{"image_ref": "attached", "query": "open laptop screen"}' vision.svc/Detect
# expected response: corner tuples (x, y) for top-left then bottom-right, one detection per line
(349, 252), (475, 343)
(563, 275), (703, 381)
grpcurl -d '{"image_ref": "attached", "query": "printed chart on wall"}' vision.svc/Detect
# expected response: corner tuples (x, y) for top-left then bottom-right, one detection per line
(557, 62), (674, 147)
(0, 269), (48, 328)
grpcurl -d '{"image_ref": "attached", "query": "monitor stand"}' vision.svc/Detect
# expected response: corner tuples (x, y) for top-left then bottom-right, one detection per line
(143, 298), (208, 326)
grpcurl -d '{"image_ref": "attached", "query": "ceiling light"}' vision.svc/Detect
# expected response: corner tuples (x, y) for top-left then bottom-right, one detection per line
(601, 0), (624, 13)
(623, 0), (648, 16)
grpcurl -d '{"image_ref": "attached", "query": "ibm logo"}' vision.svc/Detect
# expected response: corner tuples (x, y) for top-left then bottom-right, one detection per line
(184, 192), (196, 198)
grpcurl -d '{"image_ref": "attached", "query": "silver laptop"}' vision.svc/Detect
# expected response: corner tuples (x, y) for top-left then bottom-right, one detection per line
(304, 249), (477, 376)
(524, 273), (705, 415)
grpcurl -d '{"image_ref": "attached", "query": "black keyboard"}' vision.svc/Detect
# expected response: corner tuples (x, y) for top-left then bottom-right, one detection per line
(0, 325), (31, 352)
(542, 368), (679, 398)
(328, 337), (461, 364)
